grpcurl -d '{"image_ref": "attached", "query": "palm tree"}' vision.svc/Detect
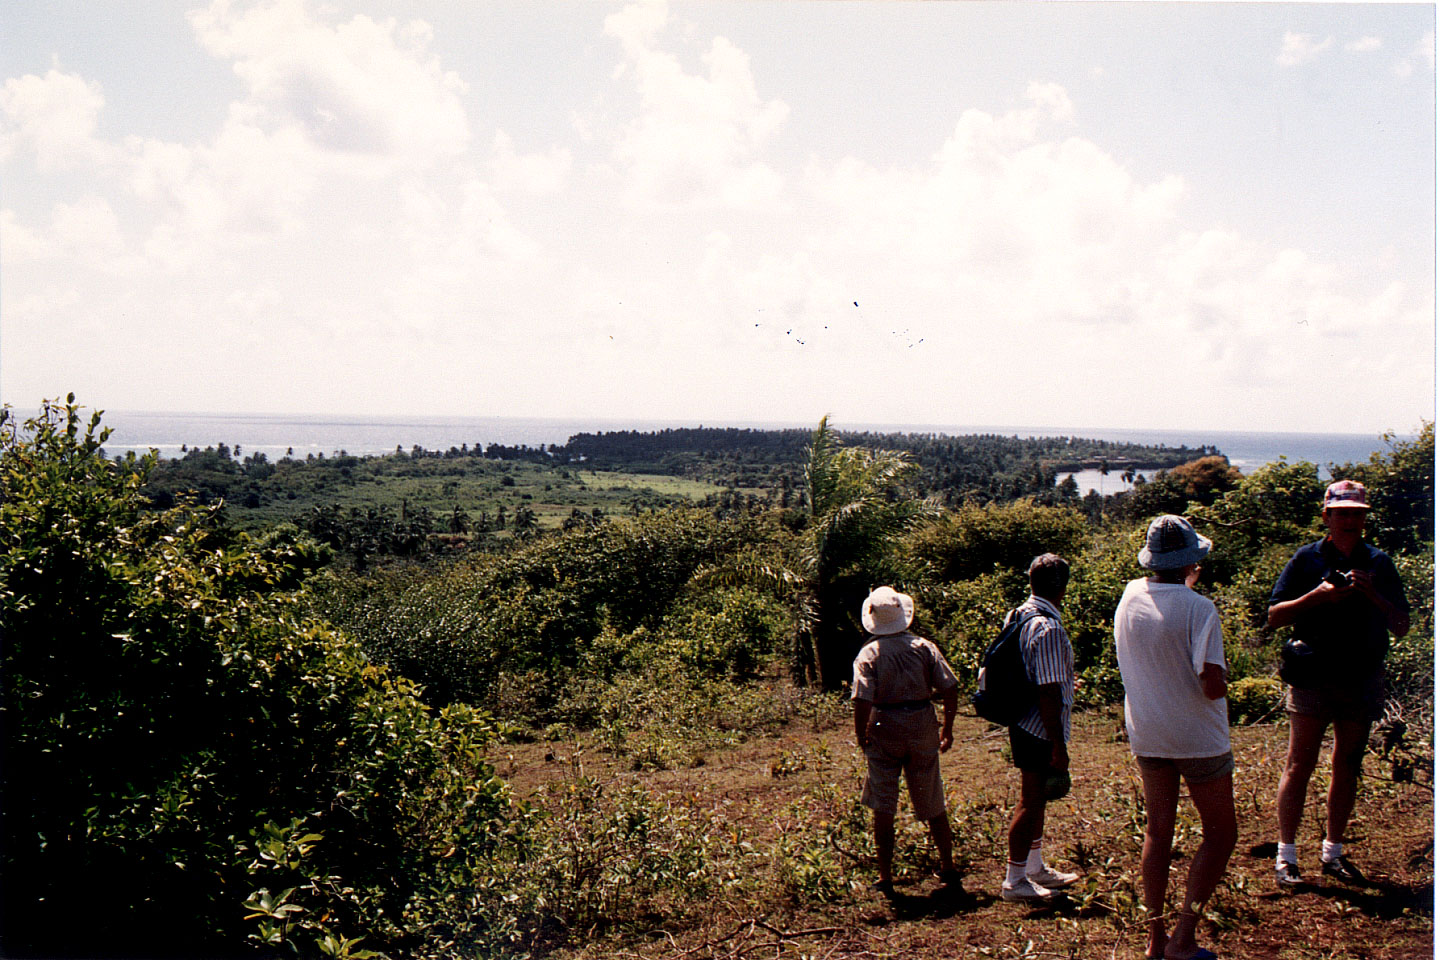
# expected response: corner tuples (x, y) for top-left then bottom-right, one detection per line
(798, 416), (938, 686)
(687, 416), (932, 688)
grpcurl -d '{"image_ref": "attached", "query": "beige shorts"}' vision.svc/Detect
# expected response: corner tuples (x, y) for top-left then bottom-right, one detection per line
(861, 705), (945, 820)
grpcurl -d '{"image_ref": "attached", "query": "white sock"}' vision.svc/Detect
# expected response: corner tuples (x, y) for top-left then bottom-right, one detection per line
(1277, 841), (1297, 866)
(1322, 839), (1344, 862)
(1026, 838), (1044, 874)
(1005, 860), (1028, 884)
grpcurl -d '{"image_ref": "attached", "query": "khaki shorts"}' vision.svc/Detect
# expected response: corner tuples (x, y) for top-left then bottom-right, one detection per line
(1286, 670), (1386, 725)
(1135, 751), (1235, 785)
(861, 705), (946, 820)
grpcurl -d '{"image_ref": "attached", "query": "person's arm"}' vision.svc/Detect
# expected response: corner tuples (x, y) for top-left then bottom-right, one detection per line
(1267, 578), (1354, 629)
(1348, 568), (1411, 637)
(1036, 682), (1069, 771)
(1199, 662), (1227, 700)
(853, 699), (873, 750)
(938, 687), (957, 752)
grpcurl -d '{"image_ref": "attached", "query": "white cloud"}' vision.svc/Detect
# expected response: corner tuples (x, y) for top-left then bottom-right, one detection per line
(0, 208), (58, 261)
(1026, 81), (1075, 125)
(1, 5), (1428, 432)
(1345, 36), (1382, 54)
(1276, 32), (1333, 67)
(604, 3), (789, 209)
(489, 130), (571, 195)
(187, 0), (470, 166)
(1395, 30), (1436, 77)
(0, 69), (111, 170)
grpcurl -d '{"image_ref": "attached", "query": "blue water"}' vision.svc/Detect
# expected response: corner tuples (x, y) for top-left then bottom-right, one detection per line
(80, 409), (1404, 484)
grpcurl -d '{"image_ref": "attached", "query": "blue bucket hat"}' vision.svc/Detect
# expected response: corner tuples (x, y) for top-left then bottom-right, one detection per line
(1137, 514), (1212, 571)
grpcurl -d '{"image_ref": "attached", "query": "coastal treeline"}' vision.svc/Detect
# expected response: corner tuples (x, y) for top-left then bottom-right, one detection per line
(131, 424), (1215, 546)
(2, 398), (1431, 959)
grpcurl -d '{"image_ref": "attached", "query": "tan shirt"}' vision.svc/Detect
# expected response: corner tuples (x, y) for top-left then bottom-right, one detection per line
(851, 631), (959, 704)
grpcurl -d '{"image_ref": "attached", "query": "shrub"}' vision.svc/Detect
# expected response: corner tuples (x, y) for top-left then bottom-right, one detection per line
(1228, 676), (1284, 725)
(653, 586), (787, 678)
(905, 500), (1088, 583)
(0, 399), (514, 958)
(316, 509), (762, 709)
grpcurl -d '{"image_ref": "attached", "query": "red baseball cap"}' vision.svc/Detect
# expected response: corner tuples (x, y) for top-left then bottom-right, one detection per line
(1322, 480), (1370, 510)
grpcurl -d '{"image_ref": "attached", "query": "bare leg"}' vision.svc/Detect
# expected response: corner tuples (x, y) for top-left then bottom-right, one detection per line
(1167, 774), (1237, 960)
(1139, 763), (1181, 959)
(1325, 718), (1372, 845)
(926, 813), (956, 874)
(1277, 712), (1327, 845)
(873, 811), (896, 883)
(1007, 769), (1049, 863)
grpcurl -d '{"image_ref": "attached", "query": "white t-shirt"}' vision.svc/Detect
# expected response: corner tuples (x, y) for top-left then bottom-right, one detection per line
(1113, 578), (1230, 759)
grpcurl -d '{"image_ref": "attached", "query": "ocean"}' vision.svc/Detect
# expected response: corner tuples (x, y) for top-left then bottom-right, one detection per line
(80, 410), (1407, 493)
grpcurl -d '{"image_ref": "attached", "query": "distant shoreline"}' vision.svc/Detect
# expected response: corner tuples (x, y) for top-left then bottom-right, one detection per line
(65, 408), (1413, 480)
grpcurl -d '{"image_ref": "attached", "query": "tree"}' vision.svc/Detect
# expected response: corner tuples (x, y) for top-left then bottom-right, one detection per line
(791, 416), (934, 688)
(512, 503), (539, 535)
(1328, 421), (1434, 554)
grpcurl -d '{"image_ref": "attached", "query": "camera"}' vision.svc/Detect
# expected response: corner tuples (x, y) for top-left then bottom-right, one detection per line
(1323, 569), (1353, 587)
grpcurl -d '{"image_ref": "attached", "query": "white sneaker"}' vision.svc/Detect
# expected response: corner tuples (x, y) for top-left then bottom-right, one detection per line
(1027, 865), (1079, 889)
(1001, 876), (1056, 901)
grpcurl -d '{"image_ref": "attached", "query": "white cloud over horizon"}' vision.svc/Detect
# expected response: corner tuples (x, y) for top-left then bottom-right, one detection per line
(1, 0), (1433, 436)
(1276, 32), (1334, 67)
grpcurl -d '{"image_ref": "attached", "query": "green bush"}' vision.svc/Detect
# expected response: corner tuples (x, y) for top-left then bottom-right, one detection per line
(1, 399), (514, 958)
(653, 586), (787, 678)
(1227, 676), (1284, 725)
(905, 499), (1088, 583)
(315, 509), (762, 708)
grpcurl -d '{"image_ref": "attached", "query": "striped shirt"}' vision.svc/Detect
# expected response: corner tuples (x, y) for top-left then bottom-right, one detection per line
(1007, 595), (1074, 742)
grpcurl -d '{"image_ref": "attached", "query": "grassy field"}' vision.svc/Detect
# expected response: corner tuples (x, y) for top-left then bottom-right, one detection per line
(216, 459), (747, 531)
(490, 696), (1434, 960)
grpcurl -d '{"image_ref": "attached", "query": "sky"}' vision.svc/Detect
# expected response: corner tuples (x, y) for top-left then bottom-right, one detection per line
(1, 0), (1434, 435)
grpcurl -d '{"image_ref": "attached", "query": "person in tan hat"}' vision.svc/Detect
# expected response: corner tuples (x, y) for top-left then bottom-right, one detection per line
(1268, 480), (1410, 888)
(851, 586), (961, 894)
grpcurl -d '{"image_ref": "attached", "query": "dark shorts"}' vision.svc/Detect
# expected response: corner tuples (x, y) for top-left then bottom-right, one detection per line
(1009, 725), (1056, 773)
(1286, 670), (1386, 725)
(1135, 751), (1235, 785)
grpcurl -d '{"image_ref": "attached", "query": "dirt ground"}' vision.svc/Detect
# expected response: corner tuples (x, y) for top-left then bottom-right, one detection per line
(491, 706), (1434, 960)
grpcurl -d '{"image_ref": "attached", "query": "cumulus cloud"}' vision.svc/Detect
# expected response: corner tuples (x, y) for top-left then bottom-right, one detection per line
(188, 0), (470, 165)
(1, 5), (1428, 429)
(489, 130), (571, 195)
(1276, 32), (1333, 67)
(1345, 36), (1382, 54)
(0, 69), (111, 170)
(604, 2), (789, 209)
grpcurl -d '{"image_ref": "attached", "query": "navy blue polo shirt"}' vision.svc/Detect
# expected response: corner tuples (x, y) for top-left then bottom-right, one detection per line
(1269, 537), (1409, 676)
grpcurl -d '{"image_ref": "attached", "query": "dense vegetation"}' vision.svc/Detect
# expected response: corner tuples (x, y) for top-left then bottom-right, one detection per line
(4, 398), (1431, 958)
(131, 423), (1210, 540)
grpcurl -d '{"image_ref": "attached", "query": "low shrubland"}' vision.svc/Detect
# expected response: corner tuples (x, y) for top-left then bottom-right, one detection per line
(3, 400), (1431, 958)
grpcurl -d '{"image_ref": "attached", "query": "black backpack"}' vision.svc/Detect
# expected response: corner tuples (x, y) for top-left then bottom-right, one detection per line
(970, 608), (1052, 725)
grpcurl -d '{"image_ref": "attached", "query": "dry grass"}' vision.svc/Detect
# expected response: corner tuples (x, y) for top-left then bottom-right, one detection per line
(490, 703), (1433, 960)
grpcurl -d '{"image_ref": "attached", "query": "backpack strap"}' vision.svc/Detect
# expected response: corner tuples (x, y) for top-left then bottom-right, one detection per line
(1008, 607), (1057, 669)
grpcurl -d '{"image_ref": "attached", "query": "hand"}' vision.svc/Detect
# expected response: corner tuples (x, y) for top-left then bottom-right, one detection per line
(1050, 741), (1070, 772)
(1311, 578), (1355, 604)
(1349, 569), (1380, 601)
(939, 728), (953, 753)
